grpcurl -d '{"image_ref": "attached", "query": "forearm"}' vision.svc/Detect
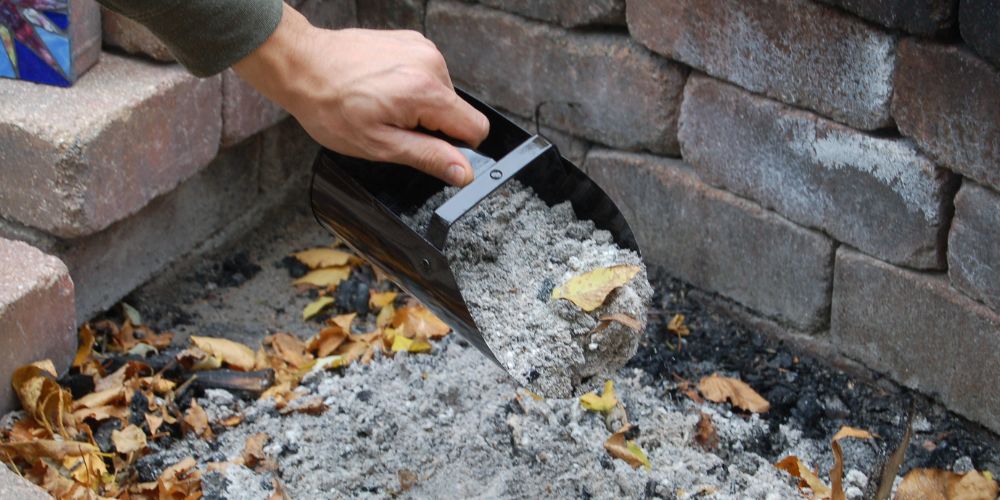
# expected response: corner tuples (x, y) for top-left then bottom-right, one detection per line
(96, 0), (283, 76)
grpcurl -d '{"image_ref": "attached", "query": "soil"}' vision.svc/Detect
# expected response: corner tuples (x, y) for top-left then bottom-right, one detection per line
(403, 181), (652, 398)
(115, 200), (1000, 499)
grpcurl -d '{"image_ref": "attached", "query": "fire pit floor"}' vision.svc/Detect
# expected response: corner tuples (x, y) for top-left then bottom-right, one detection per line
(123, 201), (1000, 499)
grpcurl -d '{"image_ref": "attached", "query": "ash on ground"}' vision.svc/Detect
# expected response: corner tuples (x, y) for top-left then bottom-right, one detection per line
(404, 181), (653, 398)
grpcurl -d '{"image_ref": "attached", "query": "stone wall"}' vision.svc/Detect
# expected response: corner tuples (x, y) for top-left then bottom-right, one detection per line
(363, 0), (1000, 433)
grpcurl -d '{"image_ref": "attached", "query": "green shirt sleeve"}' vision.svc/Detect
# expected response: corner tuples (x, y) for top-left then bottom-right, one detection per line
(97, 0), (284, 77)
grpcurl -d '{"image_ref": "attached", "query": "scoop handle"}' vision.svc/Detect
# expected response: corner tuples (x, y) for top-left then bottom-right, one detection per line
(426, 135), (553, 250)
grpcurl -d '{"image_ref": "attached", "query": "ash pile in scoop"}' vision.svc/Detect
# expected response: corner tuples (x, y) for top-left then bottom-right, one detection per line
(405, 181), (652, 397)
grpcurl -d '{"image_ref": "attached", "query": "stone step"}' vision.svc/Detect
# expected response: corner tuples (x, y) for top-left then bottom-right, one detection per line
(0, 238), (76, 413)
(0, 53), (222, 239)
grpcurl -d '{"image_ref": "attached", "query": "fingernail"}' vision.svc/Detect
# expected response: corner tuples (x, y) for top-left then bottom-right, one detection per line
(447, 164), (467, 185)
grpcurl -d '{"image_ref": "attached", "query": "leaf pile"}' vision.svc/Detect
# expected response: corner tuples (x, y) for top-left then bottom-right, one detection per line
(1, 244), (453, 498)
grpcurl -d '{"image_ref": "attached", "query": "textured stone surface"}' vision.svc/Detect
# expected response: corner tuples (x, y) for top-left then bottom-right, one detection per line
(357, 0), (426, 30)
(259, 117), (321, 190)
(679, 76), (955, 269)
(893, 40), (1000, 192)
(0, 238), (75, 413)
(948, 182), (1000, 313)
(0, 465), (49, 500)
(627, 0), (896, 130)
(815, 0), (956, 35)
(60, 141), (260, 321)
(476, 0), (624, 27)
(71, 0), (103, 78)
(101, 7), (173, 61)
(960, 0), (1000, 69)
(587, 149), (834, 332)
(831, 248), (1000, 434)
(427, 0), (686, 155)
(0, 54), (221, 239)
(221, 0), (355, 145)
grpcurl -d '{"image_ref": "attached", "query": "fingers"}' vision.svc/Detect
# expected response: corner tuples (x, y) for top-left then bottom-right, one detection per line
(381, 127), (474, 186)
(417, 90), (491, 148)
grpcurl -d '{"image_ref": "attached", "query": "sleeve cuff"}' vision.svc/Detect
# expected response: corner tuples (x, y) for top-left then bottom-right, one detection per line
(128, 0), (284, 77)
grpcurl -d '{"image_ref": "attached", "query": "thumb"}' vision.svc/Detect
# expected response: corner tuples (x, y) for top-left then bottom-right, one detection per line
(383, 128), (473, 186)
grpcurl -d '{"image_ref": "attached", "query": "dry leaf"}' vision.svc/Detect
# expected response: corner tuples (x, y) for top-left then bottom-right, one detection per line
(183, 400), (213, 439)
(392, 305), (450, 340)
(604, 424), (651, 470)
(278, 395), (328, 416)
(112, 424), (148, 454)
(63, 450), (108, 488)
(308, 326), (348, 358)
(667, 314), (690, 336)
(391, 335), (432, 353)
(268, 332), (312, 369)
(896, 469), (998, 500)
(11, 365), (74, 436)
(293, 248), (354, 268)
(302, 296), (335, 320)
(241, 433), (270, 469)
(0, 440), (99, 461)
(157, 456), (202, 499)
(551, 264), (641, 312)
(698, 373), (770, 413)
(598, 313), (642, 331)
(370, 291), (398, 310)
(830, 426), (875, 500)
(190, 336), (256, 371)
(330, 313), (357, 332)
(694, 412), (719, 450)
(176, 347), (223, 372)
(72, 325), (95, 368)
(376, 303), (396, 329)
(146, 412), (165, 435)
(580, 380), (618, 413)
(293, 266), (351, 288)
(776, 455), (832, 498)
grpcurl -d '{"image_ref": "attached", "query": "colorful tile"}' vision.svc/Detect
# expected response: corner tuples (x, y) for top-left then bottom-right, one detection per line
(0, 0), (92, 86)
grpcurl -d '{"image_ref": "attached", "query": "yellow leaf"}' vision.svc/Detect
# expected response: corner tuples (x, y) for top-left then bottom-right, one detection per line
(308, 326), (348, 358)
(392, 305), (451, 339)
(667, 314), (690, 336)
(776, 456), (832, 498)
(376, 303), (396, 329)
(302, 296), (335, 320)
(63, 450), (108, 488)
(698, 373), (770, 413)
(604, 425), (651, 470)
(73, 324), (95, 368)
(524, 390), (544, 401)
(369, 291), (398, 310)
(112, 424), (148, 454)
(551, 264), (641, 312)
(190, 336), (256, 371)
(580, 380), (618, 413)
(293, 266), (351, 288)
(312, 355), (348, 371)
(391, 335), (432, 353)
(896, 469), (999, 500)
(30, 359), (57, 377)
(293, 248), (354, 269)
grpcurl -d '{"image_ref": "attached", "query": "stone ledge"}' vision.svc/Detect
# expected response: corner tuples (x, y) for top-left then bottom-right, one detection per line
(679, 75), (956, 270)
(815, 0), (956, 35)
(0, 238), (75, 413)
(0, 53), (222, 239)
(586, 149), (834, 332)
(0, 465), (49, 500)
(475, 0), (624, 27)
(831, 248), (1000, 434)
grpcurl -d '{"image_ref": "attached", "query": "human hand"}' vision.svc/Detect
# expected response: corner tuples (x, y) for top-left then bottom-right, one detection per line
(233, 3), (490, 186)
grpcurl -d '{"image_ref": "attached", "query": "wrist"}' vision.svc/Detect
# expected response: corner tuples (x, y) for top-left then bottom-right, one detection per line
(233, 3), (317, 114)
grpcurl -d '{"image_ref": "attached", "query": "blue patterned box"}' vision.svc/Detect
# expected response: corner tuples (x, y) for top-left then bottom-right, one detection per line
(0, 0), (100, 86)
